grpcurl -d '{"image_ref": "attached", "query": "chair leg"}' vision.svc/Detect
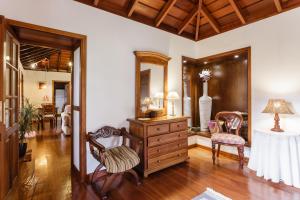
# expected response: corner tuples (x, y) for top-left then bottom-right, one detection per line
(99, 173), (123, 199)
(237, 145), (244, 169)
(217, 144), (221, 157)
(212, 142), (216, 165)
(127, 169), (141, 186)
(91, 164), (104, 184)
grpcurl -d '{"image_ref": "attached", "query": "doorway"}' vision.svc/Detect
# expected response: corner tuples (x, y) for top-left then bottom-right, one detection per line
(52, 81), (71, 113)
(0, 17), (87, 199)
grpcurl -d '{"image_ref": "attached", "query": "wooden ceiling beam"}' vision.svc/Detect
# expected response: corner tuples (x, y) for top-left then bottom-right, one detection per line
(22, 50), (58, 65)
(20, 46), (36, 52)
(228, 0), (246, 24)
(20, 39), (72, 50)
(178, 7), (198, 35)
(56, 50), (62, 72)
(200, 6), (220, 33)
(195, 0), (202, 41)
(128, 0), (139, 17)
(195, 12), (200, 41)
(21, 49), (55, 60)
(155, 0), (177, 27)
(21, 48), (51, 58)
(94, 0), (100, 6)
(274, 0), (283, 12)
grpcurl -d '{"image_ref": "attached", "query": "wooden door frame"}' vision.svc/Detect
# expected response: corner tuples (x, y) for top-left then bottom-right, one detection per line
(52, 80), (71, 108)
(4, 18), (87, 183)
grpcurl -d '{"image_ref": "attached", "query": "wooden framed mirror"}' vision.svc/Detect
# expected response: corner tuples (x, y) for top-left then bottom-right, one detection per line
(134, 51), (170, 118)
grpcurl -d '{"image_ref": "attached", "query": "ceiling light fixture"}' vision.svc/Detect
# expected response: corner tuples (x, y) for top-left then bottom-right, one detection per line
(68, 61), (72, 67)
(31, 63), (37, 69)
(234, 55), (239, 58)
(183, 60), (187, 63)
(204, 61), (208, 65)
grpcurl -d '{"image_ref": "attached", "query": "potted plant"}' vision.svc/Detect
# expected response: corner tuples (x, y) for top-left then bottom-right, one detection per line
(19, 99), (37, 157)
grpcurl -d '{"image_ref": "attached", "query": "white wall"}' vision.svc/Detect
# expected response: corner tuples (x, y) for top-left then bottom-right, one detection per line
(0, 0), (195, 173)
(23, 70), (71, 106)
(195, 8), (300, 155)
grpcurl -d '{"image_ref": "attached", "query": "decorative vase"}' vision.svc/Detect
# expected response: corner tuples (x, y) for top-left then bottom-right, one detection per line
(199, 81), (212, 132)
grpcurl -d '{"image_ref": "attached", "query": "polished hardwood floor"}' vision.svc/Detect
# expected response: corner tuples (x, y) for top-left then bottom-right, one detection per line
(7, 125), (300, 200)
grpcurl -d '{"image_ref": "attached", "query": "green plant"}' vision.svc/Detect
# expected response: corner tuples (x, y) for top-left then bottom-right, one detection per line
(19, 99), (38, 144)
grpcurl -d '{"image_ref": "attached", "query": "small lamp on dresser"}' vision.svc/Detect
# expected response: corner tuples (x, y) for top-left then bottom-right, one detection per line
(262, 99), (294, 132)
(167, 91), (179, 116)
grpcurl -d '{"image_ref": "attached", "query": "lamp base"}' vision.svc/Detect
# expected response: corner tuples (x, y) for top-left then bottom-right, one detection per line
(271, 113), (284, 132)
(271, 127), (284, 132)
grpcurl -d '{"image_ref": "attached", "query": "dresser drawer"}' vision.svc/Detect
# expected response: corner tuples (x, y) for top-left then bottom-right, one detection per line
(147, 124), (170, 137)
(148, 149), (188, 169)
(170, 121), (187, 132)
(148, 131), (187, 147)
(148, 139), (188, 159)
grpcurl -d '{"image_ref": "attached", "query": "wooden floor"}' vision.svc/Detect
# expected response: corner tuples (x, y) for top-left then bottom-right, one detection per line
(7, 126), (300, 200)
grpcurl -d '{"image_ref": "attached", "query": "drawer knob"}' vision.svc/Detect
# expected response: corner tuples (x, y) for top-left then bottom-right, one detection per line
(178, 144), (181, 147)
(156, 128), (160, 131)
(157, 149), (160, 152)
(157, 160), (160, 163)
(177, 125), (180, 127)
(177, 154), (181, 157)
(157, 139), (160, 142)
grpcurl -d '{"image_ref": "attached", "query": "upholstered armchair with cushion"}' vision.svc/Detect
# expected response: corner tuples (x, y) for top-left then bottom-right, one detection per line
(87, 126), (142, 199)
(61, 105), (71, 135)
(211, 111), (245, 168)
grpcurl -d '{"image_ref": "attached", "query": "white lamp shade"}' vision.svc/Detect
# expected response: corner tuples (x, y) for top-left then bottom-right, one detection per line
(167, 91), (179, 100)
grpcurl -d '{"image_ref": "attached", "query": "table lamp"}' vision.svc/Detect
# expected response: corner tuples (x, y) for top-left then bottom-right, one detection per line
(167, 91), (179, 116)
(154, 92), (164, 108)
(262, 99), (294, 132)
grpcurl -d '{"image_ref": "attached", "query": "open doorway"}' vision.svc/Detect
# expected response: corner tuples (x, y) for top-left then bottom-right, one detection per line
(0, 17), (87, 199)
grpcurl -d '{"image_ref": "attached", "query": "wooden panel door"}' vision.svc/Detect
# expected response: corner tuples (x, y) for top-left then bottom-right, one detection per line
(0, 16), (20, 200)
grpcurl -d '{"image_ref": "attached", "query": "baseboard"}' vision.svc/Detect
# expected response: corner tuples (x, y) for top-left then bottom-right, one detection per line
(189, 144), (249, 162)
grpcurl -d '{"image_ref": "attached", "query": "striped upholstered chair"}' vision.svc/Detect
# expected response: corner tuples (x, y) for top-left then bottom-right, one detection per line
(211, 112), (245, 168)
(87, 126), (142, 199)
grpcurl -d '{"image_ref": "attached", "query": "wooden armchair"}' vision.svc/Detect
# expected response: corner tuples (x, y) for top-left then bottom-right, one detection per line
(87, 126), (143, 199)
(211, 111), (245, 168)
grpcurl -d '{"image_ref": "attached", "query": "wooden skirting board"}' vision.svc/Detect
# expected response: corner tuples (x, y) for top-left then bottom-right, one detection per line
(188, 144), (249, 163)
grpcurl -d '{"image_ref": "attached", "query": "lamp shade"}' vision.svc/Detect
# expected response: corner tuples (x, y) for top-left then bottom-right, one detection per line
(167, 91), (179, 100)
(262, 99), (294, 114)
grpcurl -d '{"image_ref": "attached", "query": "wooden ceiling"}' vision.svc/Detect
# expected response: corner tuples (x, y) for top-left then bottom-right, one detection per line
(75, 0), (300, 41)
(20, 44), (72, 72)
(8, 24), (80, 72)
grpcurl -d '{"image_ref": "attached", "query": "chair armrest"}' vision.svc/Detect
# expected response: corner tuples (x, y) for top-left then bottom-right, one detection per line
(120, 128), (143, 154)
(87, 133), (106, 163)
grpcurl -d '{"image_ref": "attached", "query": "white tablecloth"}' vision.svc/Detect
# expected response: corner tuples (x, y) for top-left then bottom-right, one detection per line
(248, 129), (300, 188)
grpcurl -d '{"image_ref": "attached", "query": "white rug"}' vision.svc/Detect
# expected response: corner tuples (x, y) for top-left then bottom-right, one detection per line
(192, 188), (232, 200)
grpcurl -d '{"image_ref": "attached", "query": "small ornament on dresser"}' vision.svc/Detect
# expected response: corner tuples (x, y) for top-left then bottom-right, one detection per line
(199, 69), (212, 132)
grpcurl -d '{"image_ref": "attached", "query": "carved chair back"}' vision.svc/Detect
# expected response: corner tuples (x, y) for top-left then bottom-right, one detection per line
(41, 103), (56, 116)
(215, 112), (243, 136)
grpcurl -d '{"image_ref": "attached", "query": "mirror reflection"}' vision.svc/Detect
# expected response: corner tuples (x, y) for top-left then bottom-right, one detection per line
(140, 63), (164, 111)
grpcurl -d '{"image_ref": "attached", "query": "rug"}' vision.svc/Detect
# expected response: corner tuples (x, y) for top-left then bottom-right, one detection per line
(192, 188), (232, 200)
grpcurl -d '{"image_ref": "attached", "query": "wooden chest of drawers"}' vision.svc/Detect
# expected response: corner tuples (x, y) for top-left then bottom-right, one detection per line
(127, 116), (189, 177)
